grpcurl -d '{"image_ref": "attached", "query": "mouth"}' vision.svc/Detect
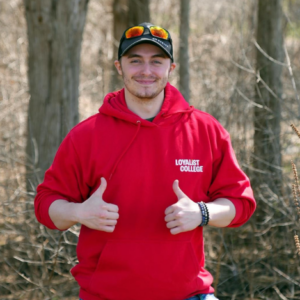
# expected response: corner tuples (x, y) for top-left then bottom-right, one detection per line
(134, 78), (156, 85)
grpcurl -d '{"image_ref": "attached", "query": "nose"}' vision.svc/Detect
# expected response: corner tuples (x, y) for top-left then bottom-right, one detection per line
(140, 62), (152, 76)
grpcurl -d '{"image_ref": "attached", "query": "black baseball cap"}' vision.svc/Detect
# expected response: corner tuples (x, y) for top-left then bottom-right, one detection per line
(118, 22), (174, 62)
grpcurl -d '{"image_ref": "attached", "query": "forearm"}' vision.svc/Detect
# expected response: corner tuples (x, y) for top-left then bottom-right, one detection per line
(206, 198), (236, 227)
(49, 200), (80, 230)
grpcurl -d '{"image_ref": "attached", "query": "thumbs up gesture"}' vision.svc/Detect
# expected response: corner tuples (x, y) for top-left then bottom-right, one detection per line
(164, 180), (202, 235)
(77, 177), (119, 232)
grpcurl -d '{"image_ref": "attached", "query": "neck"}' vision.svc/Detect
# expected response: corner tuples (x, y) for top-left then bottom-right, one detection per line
(124, 88), (165, 119)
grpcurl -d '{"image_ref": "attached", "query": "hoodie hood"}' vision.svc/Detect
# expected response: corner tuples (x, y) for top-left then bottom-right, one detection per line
(99, 82), (194, 126)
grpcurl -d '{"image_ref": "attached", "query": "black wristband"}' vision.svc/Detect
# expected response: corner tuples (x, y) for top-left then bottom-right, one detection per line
(197, 201), (209, 226)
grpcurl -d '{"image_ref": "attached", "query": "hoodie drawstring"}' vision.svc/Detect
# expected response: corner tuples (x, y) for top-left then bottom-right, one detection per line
(109, 120), (141, 180)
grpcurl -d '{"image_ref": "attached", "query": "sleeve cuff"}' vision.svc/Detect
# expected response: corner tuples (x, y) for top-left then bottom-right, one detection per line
(35, 194), (69, 230)
(226, 198), (247, 228)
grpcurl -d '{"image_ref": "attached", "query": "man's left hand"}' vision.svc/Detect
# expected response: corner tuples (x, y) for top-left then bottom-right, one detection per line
(164, 180), (202, 235)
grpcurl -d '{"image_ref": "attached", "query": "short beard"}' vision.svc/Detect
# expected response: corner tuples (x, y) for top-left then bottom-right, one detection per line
(123, 75), (168, 101)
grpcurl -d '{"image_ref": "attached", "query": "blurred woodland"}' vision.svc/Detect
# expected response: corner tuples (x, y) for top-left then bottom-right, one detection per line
(1, 0), (300, 299)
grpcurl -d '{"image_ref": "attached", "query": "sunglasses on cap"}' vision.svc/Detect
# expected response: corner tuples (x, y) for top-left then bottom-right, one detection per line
(124, 25), (171, 41)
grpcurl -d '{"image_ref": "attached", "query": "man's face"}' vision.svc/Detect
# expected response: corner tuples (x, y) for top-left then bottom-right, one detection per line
(114, 43), (176, 101)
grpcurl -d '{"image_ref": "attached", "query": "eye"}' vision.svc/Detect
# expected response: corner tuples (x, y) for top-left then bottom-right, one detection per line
(153, 60), (162, 64)
(130, 59), (141, 63)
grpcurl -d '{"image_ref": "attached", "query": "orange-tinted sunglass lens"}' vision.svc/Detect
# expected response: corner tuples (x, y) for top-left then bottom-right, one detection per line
(125, 26), (144, 39)
(150, 26), (168, 39)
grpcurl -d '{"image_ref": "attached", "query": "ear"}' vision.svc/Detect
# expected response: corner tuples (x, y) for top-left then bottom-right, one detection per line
(169, 62), (176, 75)
(114, 60), (123, 76)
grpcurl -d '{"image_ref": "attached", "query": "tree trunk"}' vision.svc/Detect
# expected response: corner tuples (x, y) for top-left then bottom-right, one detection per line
(128, 0), (150, 27)
(24, 0), (89, 190)
(253, 0), (283, 194)
(110, 0), (129, 91)
(179, 0), (190, 103)
(110, 0), (150, 91)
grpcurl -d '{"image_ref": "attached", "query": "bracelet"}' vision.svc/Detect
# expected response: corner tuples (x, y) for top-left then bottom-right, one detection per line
(197, 201), (209, 226)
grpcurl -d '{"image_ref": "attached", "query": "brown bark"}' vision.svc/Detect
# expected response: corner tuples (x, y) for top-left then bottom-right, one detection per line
(110, 0), (129, 91)
(24, 0), (89, 189)
(253, 0), (283, 193)
(179, 0), (190, 103)
(128, 0), (150, 27)
(110, 0), (150, 91)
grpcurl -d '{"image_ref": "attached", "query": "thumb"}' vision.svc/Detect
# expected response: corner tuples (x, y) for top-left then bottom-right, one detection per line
(94, 177), (107, 198)
(172, 180), (186, 200)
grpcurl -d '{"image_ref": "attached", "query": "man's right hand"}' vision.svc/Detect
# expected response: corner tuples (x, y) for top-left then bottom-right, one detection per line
(76, 177), (119, 232)
(49, 177), (119, 231)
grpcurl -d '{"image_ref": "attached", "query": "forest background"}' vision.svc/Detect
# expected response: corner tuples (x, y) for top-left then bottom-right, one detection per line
(1, 0), (300, 299)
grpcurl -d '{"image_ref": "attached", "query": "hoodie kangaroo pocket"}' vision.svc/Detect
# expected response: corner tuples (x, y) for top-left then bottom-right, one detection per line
(88, 239), (200, 299)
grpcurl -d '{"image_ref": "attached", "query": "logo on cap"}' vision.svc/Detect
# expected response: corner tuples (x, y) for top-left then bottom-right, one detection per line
(152, 38), (168, 48)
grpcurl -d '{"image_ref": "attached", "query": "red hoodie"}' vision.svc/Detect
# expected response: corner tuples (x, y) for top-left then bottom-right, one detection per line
(35, 83), (256, 300)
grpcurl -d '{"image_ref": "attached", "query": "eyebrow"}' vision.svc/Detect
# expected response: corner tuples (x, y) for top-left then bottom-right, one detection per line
(127, 53), (167, 59)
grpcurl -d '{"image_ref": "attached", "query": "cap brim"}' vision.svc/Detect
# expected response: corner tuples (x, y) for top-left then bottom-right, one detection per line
(119, 37), (173, 61)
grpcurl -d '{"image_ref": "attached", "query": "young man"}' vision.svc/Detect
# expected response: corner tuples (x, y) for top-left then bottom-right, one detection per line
(35, 23), (256, 300)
